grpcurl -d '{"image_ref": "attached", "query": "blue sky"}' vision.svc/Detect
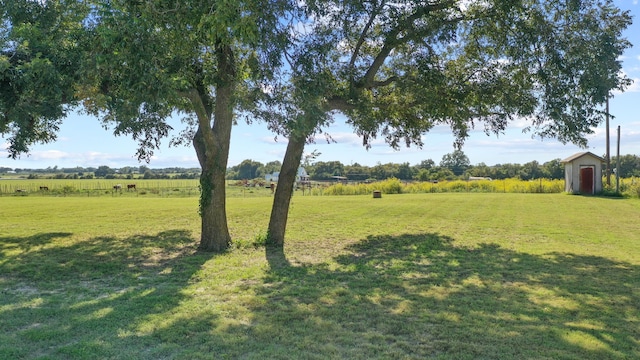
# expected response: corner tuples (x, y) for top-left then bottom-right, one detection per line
(2, 0), (640, 170)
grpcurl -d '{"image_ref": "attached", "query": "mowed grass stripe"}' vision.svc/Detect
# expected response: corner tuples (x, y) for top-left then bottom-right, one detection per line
(1, 193), (638, 359)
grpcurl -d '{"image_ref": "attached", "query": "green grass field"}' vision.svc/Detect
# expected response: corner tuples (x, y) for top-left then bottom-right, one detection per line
(1, 193), (638, 359)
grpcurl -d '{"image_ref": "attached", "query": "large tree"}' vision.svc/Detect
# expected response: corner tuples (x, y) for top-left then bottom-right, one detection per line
(234, 159), (263, 180)
(440, 150), (470, 176)
(83, 0), (293, 251)
(2, 0), (293, 252)
(266, 0), (632, 246)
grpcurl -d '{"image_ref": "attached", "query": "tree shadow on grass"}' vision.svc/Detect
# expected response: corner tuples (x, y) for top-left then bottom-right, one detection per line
(0, 232), (73, 255)
(2, 231), (637, 359)
(0, 230), (215, 359)
(247, 233), (639, 359)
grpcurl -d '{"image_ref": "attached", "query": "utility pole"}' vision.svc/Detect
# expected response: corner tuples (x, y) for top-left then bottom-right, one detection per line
(616, 125), (621, 193)
(605, 97), (611, 187)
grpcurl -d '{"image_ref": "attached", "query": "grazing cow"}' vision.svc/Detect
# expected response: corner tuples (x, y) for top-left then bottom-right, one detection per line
(113, 184), (122, 192)
(127, 184), (136, 191)
(39, 186), (49, 191)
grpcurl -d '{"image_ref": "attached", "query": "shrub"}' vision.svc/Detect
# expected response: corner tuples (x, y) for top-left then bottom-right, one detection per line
(315, 178), (566, 196)
(233, 230), (268, 249)
(446, 180), (468, 192)
(379, 178), (403, 194)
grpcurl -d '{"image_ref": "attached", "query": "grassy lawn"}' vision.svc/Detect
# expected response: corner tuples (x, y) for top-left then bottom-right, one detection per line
(1, 193), (638, 359)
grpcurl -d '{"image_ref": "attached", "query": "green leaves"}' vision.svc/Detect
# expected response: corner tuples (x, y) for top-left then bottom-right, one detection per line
(1, 0), (632, 162)
(303, 0), (633, 150)
(1, 0), (90, 157)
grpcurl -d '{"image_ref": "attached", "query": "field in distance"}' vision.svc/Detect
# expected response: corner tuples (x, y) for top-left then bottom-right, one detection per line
(2, 177), (640, 197)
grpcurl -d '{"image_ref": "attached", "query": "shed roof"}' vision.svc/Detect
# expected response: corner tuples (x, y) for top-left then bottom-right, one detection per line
(561, 151), (605, 163)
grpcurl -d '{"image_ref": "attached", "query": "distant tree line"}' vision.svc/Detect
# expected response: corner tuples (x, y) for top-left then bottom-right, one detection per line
(4, 152), (640, 181)
(3, 165), (201, 180)
(226, 151), (640, 182)
(301, 151), (567, 181)
(225, 160), (283, 181)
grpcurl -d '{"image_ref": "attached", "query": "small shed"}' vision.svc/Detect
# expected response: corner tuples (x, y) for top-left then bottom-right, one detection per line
(561, 152), (604, 194)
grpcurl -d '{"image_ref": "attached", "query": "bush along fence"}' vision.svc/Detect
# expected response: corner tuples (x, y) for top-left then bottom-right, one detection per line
(310, 177), (640, 197)
(311, 178), (562, 196)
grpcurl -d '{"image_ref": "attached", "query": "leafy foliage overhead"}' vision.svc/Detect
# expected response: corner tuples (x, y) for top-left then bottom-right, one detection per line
(2, 0), (632, 159)
(273, 0), (632, 149)
(78, 0), (292, 161)
(1, 0), (89, 157)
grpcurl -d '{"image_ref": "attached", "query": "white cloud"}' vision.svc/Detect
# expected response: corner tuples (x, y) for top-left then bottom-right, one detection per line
(624, 78), (640, 92)
(313, 132), (363, 145)
(621, 128), (640, 145)
(144, 154), (199, 168)
(259, 135), (281, 144)
(33, 150), (70, 160)
(258, 131), (381, 147)
(471, 137), (554, 149)
(466, 137), (587, 162)
(55, 151), (139, 167)
(507, 117), (532, 129)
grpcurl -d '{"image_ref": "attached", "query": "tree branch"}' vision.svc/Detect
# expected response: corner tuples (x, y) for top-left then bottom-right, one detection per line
(359, 0), (459, 89)
(349, 0), (382, 68)
(325, 96), (356, 112)
(178, 88), (215, 146)
(371, 76), (398, 87)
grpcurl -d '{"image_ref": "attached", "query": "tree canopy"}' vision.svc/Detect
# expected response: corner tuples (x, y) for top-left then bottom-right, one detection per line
(79, 0), (294, 251)
(1, 0), (298, 251)
(1, 0), (634, 251)
(1, 0), (89, 156)
(282, 0), (633, 147)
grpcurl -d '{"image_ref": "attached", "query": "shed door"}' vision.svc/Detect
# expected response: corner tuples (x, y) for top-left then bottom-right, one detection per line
(580, 167), (594, 194)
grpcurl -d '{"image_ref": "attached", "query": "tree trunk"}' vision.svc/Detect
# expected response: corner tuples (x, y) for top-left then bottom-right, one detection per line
(267, 134), (306, 247)
(193, 109), (233, 251)
(192, 44), (235, 252)
(197, 160), (231, 252)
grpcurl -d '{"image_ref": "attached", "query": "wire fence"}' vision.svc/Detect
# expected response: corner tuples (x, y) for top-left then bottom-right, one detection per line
(1, 178), (638, 198)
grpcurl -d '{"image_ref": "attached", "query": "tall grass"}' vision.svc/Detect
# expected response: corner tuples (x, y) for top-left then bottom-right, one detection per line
(318, 178), (404, 195)
(317, 178), (566, 196)
(617, 177), (640, 198)
(1, 177), (638, 198)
